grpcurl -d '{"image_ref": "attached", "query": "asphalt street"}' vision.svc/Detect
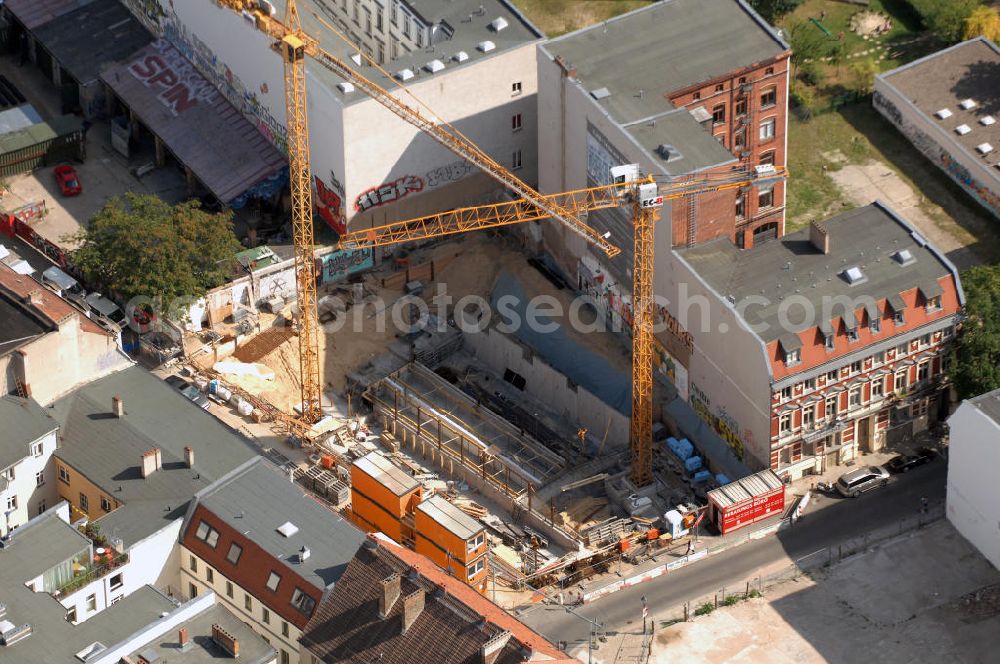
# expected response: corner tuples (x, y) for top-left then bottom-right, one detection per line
(519, 460), (948, 649)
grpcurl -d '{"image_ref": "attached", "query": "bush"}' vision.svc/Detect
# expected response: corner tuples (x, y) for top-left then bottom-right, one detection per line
(748, 589), (762, 599)
(964, 6), (1000, 41)
(723, 594), (742, 606)
(798, 62), (826, 87)
(790, 79), (818, 118)
(910, 0), (979, 43)
(694, 602), (715, 616)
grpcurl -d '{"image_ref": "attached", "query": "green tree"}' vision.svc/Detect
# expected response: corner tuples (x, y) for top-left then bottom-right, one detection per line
(911, 0), (980, 43)
(964, 5), (1000, 41)
(848, 58), (880, 98)
(749, 0), (803, 23)
(68, 193), (241, 304)
(787, 19), (828, 65)
(953, 265), (1000, 399)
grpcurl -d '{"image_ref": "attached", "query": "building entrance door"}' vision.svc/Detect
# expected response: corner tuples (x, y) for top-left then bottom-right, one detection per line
(857, 416), (872, 452)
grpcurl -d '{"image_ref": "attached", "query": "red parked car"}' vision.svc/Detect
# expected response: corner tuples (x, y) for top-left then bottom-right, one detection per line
(54, 164), (82, 196)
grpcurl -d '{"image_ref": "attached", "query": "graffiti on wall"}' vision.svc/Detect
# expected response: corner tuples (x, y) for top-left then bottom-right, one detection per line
(129, 40), (218, 115)
(355, 175), (424, 212)
(690, 383), (748, 460)
(315, 174), (345, 235)
(121, 0), (289, 154)
(317, 247), (374, 285)
(425, 160), (474, 188)
(875, 91), (1000, 219)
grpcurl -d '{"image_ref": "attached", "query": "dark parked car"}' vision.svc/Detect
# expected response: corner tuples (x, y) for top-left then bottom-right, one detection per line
(886, 448), (938, 474)
(164, 375), (210, 410)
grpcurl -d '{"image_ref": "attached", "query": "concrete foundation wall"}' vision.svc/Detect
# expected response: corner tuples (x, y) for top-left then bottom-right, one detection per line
(462, 326), (630, 448)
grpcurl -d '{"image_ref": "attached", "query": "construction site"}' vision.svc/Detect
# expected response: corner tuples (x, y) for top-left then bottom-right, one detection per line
(153, 0), (781, 600)
(172, 230), (747, 597)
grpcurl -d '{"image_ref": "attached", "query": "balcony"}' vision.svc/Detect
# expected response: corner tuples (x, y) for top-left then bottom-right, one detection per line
(50, 522), (129, 599)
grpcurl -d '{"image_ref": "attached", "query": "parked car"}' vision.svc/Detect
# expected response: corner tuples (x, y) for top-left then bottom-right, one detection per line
(84, 292), (128, 329)
(54, 164), (82, 196)
(164, 375), (210, 410)
(835, 465), (890, 498)
(886, 448), (938, 474)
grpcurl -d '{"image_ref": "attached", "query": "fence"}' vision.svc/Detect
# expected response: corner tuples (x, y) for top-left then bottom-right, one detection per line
(664, 504), (945, 626)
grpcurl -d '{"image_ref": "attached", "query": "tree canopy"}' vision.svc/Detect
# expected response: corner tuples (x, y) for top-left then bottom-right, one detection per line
(68, 193), (241, 305)
(964, 5), (1000, 41)
(748, 0), (803, 24)
(910, 0), (980, 43)
(953, 265), (1000, 399)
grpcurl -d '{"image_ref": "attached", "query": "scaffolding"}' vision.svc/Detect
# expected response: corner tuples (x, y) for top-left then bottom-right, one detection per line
(364, 363), (565, 499)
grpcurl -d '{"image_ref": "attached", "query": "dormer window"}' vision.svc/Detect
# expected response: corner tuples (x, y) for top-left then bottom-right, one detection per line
(869, 316), (880, 334)
(847, 326), (859, 343)
(779, 334), (802, 367)
(824, 333), (835, 351)
(785, 348), (800, 366)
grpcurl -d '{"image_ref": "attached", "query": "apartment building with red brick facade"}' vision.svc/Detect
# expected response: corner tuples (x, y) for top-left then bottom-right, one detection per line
(667, 203), (964, 478)
(537, 0), (790, 336)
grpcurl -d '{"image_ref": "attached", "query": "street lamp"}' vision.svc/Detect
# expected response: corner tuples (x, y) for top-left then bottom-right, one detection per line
(564, 606), (603, 664)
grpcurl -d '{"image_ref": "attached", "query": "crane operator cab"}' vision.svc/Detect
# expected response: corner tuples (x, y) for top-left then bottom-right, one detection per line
(609, 164), (663, 209)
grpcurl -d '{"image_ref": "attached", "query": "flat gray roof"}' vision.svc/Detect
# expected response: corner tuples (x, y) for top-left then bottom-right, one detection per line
(270, 0), (541, 104)
(50, 366), (258, 547)
(0, 291), (49, 357)
(879, 38), (1000, 182)
(33, 0), (152, 84)
(623, 108), (738, 175)
(353, 452), (420, 496)
(0, 512), (176, 664)
(544, 0), (786, 121)
(415, 494), (483, 541)
(677, 203), (960, 343)
(969, 388), (1000, 426)
(194, 457), (365, 589)
(0, 395), (57, 472)
(127, 603), (275, 664)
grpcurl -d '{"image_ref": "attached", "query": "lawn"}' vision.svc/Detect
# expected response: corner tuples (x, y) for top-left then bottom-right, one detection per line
(510, 0), (653, 37)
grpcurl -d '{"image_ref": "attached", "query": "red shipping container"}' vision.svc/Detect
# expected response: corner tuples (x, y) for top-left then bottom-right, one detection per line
(707, 469), (785, 535)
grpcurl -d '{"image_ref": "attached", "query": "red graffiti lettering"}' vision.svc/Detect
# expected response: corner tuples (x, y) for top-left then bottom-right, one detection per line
(314, 175), (345, 234)
(129, 54), (166, 79)
(162, 84), (196, 114)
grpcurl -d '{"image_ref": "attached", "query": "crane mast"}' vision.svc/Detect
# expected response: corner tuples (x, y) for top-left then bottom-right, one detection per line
(279, 5), (323, 423)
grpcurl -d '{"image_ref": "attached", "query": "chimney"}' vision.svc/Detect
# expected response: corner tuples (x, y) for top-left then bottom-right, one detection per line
(378, 574), (401, 618)
(178, 627), (189, 648)
(211, 623), (240, 658)
(26, 290), (43, 306)
(184, 446), (194, 468)
(401, 589), (425, 634)
(298, 545), (311, 563)
(809, 221), (830, 254)
(154, 448), (162, 471)
(482, 629), (512, 664)
(112, 395), (125, 418)
(141, 449), (158, 479)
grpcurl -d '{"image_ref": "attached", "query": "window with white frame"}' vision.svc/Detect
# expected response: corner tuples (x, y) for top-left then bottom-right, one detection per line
(802, 404), (815, 428)
(291, 587), (316, 615)
(780, 385), (792, 401)
(849, 386), (862, 408)
(467, 558), (485, 579)
(917, 361), (930, 382)
(194, 521), (220, 548)
(779, 413), (792, 434)
(35, 470), (44, 487)
(872, 378), (884, 398)
(512, 81), (522, 95)
(869, 314), (880, 333)
(824, 333), (835, 351)
(847, 326), (859, 343)
(512, 150), (522, 170)
(512, 113), (522, 131)
(926, 295), (941, 311)
(850, 360), (862, 374)
(827, 370), (838, 382)
(467, 532), (485, 554)
(758, 184), (775, 209)
(874, 351), (885, 365)
(894, 309), (905, 325)
(784, 348), (800, 366)
(31, 441), (43, 457)
(6, 496), (16, 511)
(760, 86), (777, 108)
(825, 395), (838, 419)
(760, 117), (776, 141)
(894, 370), (908, 392)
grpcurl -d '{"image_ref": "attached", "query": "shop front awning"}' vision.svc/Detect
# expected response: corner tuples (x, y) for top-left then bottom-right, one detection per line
(101, 40), (286, 204)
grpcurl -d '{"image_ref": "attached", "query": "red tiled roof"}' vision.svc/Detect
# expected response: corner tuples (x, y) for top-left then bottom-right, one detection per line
(300, 534), (568, 664)
(0, 263), (107, 336)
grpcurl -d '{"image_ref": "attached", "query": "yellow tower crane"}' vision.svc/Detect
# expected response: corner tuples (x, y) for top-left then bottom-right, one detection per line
(218, 0), (619, 425)
(337, 167), (785, 486)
